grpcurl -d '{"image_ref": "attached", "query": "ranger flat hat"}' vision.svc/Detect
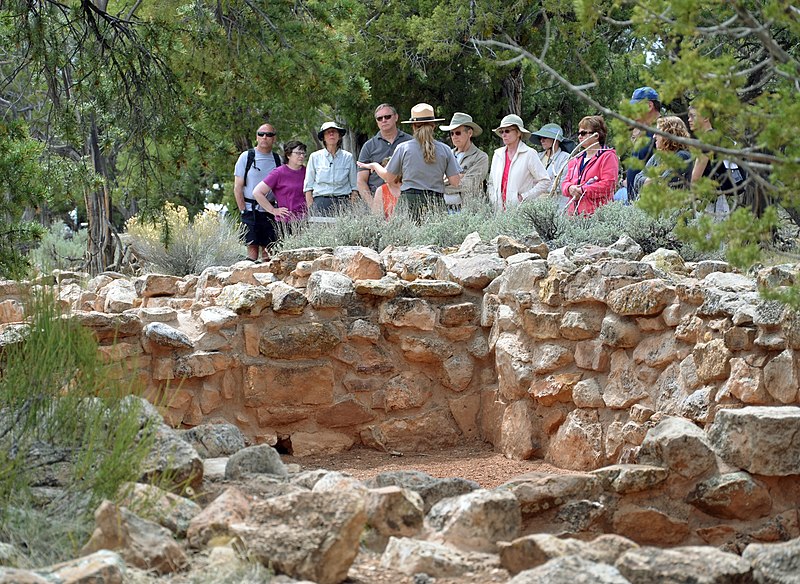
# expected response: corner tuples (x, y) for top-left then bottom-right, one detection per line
(402, 103), (445, 124)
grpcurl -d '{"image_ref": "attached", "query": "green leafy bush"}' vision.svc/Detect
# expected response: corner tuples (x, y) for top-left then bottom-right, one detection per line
(0, 292), (157, 566)
(29, 221), (89, 275)
(278, 196), (721, 261)
(125, 202), (244, 275)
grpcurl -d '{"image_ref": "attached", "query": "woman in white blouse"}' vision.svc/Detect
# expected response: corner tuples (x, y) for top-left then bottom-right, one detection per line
(487, 115), (552, 212)
(303, 121), (358, 215)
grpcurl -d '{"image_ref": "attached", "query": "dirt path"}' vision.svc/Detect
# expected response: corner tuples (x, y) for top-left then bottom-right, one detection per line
(285, 441), (570, 489)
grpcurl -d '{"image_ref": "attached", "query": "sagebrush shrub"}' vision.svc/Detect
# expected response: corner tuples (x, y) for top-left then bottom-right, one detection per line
(29, 221), (88, 274)
(125, 202), (244, 275)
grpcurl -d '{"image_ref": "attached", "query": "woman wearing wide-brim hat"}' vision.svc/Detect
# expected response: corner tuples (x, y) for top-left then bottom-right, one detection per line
(439, 112), (489, 208)
(303, 121), (358, 216)
(383, 103), (462, 222)
(486, 114), (552, 212)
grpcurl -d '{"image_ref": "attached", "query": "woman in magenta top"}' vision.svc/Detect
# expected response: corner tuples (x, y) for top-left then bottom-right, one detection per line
(561, 116), (618, 216)
(252, 140), (308, 229)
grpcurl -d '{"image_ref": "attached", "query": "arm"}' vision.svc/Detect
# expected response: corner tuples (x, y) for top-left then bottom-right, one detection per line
(561, 158), (579, 198)
(348, 156), (359, 200)
(581, 151), (619, 202)
(357, 170), (374, 205)
(252, 181), (289, 219)
(234, 176), (246, 211)
(305, 191), (313, 209)
(692, 153), (709, 183)
(520, 153), (552, 200)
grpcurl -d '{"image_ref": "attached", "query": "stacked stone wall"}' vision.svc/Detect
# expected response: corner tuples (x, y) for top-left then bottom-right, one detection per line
(1, 237), (799, 470)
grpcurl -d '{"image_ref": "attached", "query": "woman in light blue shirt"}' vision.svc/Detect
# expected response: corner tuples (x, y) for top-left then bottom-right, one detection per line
(303, 122), (358, 215)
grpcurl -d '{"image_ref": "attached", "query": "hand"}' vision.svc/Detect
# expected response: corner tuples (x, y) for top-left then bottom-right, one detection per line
(273, 207), (290, 219)
(357, 161), (375, 171)
(568, 185), (582, 199)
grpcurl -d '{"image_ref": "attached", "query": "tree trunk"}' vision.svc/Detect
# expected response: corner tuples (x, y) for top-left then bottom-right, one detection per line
(502, 65), (524, 116)
(85, 117), (114, 275)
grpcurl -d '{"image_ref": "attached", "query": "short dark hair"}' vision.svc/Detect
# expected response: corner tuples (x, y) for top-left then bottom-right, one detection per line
(282, 140), (307, 164)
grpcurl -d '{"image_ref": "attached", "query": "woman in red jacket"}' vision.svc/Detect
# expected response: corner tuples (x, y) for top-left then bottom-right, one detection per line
(561, 116), (619, 216)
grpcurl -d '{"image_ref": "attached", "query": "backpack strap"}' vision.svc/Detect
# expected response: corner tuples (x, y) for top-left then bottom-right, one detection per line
(273, 152), (282, 168)
(242, 148), (256, 188)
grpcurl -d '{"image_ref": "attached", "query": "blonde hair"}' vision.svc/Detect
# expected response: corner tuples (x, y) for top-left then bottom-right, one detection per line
(413, 123), (437, 164)
(656, 116), (690, 152)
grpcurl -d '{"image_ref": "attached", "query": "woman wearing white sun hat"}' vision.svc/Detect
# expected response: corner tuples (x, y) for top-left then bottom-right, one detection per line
(487, 114), (552, 212)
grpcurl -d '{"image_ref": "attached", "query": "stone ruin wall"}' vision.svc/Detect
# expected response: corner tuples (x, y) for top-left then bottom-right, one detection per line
(1, 239), (798, 464)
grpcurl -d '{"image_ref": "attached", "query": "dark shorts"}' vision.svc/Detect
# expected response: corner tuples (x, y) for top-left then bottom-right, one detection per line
(241, 211), (278, 247)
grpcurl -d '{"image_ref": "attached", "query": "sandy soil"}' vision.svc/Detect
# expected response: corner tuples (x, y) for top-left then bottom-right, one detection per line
(286, 440), (568, 489)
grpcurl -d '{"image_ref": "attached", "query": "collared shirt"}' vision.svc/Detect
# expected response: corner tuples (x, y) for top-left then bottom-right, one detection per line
(357, 129), (413, 192)
(234, 149), (280, 211)
(303, 148), (358, 197)
(385, 139), (461, 193)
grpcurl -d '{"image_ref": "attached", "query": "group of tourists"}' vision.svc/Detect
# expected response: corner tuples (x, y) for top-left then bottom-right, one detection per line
(234, 88), (741, 261)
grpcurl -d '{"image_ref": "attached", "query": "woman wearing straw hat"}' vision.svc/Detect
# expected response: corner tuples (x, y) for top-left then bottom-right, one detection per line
(487, 114), (551, 212)
(303, 121), (358, 216)
(383, 103), (462, 222)
(439, 112), (489, 209)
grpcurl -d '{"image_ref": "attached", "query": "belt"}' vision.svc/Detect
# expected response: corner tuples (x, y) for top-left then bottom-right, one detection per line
(314, 194), (351, 199)
(403, 188), (443, 196)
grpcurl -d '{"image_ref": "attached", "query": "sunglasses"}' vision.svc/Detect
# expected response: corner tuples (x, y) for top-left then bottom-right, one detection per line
(577, 130), (592, 136)
(257, 131), (276, 137)
(375, 114), (393, 122)
(449, 130), (467, 136)
(499, 128), (516, 135)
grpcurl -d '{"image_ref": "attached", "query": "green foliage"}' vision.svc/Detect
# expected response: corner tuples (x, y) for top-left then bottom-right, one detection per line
(125, 202), (245, 275)
(0, 292), (157, 564)
(29, 222), (89, 275)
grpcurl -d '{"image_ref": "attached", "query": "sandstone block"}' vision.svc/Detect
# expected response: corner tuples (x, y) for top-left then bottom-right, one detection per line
(499, 400), (537, 460)
(574, 339), (611, 371)
(440, 302), (478, 326)
(306, 270), (355, 308)
(687, 471), (771, 520)
(638, 416), (716, 478)
(763, 349), (800, 403)
(600, 313), (641, 348)
(379, 297), (436, 330)
(244, 362), (334, 407)
(506, 556), (631, 584)
(592, 464), (669, 494)
(708, 406), (800, 476)
(216, 282), (271, 316)
(291, 430), (355, 456)
(606, 279), (673, 316)
(499, 533), (587, 575)
(266, 281), (308, 314)
(742, 537), (800, 584)
(548, 408), (604, 470)
(134, 274), (182, 298)
(503, 472), (601, 517)
(333, 246), (385, 280)
(436, 254), (506, 290)
(380, 537), (498, 578)
(259, 322), (341, 359)
(616, 545), (753, 583)
(612, 505), (690, 545)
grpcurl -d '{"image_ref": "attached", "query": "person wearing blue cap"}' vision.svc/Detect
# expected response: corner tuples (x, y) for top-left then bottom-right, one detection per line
(626, 86), (661, 202)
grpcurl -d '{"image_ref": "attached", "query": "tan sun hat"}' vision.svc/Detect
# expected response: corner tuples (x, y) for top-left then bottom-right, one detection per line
(439, 112), (483, 137)
(492, 114), (531, 139)
(401, 103), (445, 124)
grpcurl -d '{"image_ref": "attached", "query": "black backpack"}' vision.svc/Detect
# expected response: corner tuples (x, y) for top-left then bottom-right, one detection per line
(243, 149), (281, 187)
(243, 149), (281, 203)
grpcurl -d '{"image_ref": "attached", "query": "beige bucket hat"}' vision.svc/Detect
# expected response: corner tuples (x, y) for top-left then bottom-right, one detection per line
(492, 114), (532, 139)
(439, 112), (483, 137)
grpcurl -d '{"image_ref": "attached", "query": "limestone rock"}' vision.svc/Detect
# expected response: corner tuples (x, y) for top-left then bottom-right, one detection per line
(708, 406), (800, 476)
(140, 425), (203, 489)
(426, 488), (520, 552)
(354, 274), (404, 297)
(38, 550), (127, 584)
(638, 416), (716, 479)
(134, 274), (182, 298)
(266, 281), (308, 314)
(259, 322), (341, 359)
(379, 297), (436, 330)
(118, 482), (201, 537)
(306, 270), (355, 308)
(186, 487), (250, 548)
(197, 306), (237, 330)
(592, 464), (670, 494)
(103, 279), (137, 313)
(641, 248), (688, 275)
(612, 504), (690, 545)
(508, 556), (632, 584)
(606, 279), (673, 316)
(742, 537), (800, 584)
(404, 279), (463, 297)
(502, 472), (601, 517)
(499, 400), (537, 460)
(380, 536), (500, 578)
(81, 500), (188, 574)
(365, 470), (479, 513)
(365, 486), (424, 545)
(615, 545), (753, 583)
(232, 490), (366, 584)
(225, 444), (287, 479)
(291, 430), (355, 456)
(763, 349), (800, 403)
(499, 533), (587, 574)
(334, 246), (385, 280)
(216, 282), (271, 315)
(548, 408), (604, 470)
(435, 254), (506, 289)
(180, 422), (246, 458)
(143, 322), (192, 349)
(687, 472), (772, 520)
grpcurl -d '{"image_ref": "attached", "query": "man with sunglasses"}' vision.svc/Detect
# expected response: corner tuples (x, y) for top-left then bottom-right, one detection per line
(626, 86), (661, 203)
(439, 112), (489, 210)
(356, 104), (411, 206)
(234, 123), (280, 261)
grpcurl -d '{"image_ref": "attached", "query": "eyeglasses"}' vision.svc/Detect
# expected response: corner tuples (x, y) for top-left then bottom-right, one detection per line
(257, 131), (276, 137)
(499, 128), (516, 135)
(289, 150), (306, 156)
(577, 130), (592, 137)
(450, 130), (466, 136)
(375, 114), (393, 122)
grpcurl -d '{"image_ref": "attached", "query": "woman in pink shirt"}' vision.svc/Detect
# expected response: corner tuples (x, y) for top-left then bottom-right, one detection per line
(561, 116), (619, 216)
(252, 141), (308, 235)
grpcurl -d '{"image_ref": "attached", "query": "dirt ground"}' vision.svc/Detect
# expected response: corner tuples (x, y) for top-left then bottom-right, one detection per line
(284, 441), (561, 584)
(286, 440), (569, 489)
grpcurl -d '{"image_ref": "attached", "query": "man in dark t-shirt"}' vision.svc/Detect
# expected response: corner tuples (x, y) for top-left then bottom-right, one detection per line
(356, 104), (412, 207)
(626, 87), (661, 202)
